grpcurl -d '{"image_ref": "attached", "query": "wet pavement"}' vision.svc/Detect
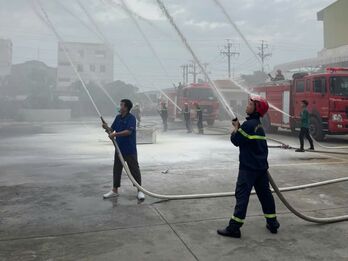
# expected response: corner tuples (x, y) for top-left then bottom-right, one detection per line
(0, 118), (348, 261)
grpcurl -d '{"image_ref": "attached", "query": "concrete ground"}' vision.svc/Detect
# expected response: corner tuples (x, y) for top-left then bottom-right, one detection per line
(0, 117), (348, 261)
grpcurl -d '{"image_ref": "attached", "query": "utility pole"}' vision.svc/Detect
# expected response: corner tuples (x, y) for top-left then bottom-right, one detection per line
(180, 64), (186, 84)
(185, 64), (188, 84)
(220, 39), (240, 79)
(258, 40), (272, 73)
(189, 60), (199, 83)
(201, 63), (210, 82)
(180, 64), (189, 84)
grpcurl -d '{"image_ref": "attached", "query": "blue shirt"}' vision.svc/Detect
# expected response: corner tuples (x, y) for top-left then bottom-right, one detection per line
(111, 113), (137, 156)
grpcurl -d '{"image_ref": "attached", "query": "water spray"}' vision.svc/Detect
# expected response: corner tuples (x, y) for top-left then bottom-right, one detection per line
(154, 0), (235, 119)
(33, 0), (348, 224)
(212, 0), (261, 64)
(213, 0), (346, 150)
(54, 0), (98, 37)
(74, 0), (155, 106)
(112, 0), (182, 112)
(100, 0), (170, 38)
(33, 0), (103, 119)
(52, 0), (118, 107)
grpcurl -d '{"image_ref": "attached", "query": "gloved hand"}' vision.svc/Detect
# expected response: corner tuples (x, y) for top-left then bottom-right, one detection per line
(232, 118), (240, 129)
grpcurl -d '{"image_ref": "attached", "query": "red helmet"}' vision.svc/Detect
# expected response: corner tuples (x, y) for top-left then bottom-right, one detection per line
(250, 95), (269, 117)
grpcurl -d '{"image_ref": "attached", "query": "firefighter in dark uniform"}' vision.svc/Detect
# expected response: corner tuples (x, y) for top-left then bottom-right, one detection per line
(217, 95), (280, 238)
(183, 103), (192, 133)
(159, 102), (168, 132)
(195, 102), (204, 134)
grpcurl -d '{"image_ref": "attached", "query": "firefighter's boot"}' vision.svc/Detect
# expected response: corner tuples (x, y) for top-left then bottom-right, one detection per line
(217, 220), (241, 238)
(266, 218), (280, 234)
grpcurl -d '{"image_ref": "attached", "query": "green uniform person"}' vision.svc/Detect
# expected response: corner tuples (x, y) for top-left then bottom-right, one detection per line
(295, 100), (314, 152)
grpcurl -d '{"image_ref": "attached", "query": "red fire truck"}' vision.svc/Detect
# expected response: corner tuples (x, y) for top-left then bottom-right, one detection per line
(164, 83), (219, 126)
(252, 68), (348, 140)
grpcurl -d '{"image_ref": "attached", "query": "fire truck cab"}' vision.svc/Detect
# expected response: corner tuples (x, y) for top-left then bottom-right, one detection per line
(253, 68), (348, 140)
(165, 83), (219, 126)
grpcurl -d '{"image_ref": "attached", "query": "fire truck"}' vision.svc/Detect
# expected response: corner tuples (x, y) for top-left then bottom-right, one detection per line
(164, 83), (219, 126)
(252, 68), (348, 140)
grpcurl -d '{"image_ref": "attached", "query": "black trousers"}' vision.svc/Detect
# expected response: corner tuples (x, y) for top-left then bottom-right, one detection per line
(113, 153), (142, 188)
(197, 120), (204, 134)
(299, 127), (314, 149)
(185, 119), (192, 132)
(162, 118), (168, 131)
(230, 169), (276, 227)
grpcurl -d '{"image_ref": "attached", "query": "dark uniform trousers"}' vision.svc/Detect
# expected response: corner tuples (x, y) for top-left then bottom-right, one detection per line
(113, 153), (142, 188)
(196, 109), (204, 134)
(299, 127), (314, 150)
(231, 169), (276, 227)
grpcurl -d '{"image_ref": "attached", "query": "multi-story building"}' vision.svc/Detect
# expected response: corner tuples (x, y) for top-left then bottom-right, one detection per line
(56, 42), (113, 93)
(0, 39), (12, 81)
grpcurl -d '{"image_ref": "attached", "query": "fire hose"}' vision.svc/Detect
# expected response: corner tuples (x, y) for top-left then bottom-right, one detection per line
(267, 136), (348, 155)
(310, 134), (348, 150)
(103, 119), (348, 223)
(34, 0), (348, 225)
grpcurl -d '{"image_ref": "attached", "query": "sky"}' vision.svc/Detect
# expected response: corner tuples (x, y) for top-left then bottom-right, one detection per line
(0, 0), (337, 90)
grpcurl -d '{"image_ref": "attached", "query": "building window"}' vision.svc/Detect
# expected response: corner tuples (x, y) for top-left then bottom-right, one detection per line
(95, 50), (106, 58)
(77, 64), (84, 72)
(100, 65), (106, 73)
(90, 64), (96, 72)
(58, 78), (71, 82)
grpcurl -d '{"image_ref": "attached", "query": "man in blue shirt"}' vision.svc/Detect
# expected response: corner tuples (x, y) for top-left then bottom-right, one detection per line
(102, 99), (145, 201)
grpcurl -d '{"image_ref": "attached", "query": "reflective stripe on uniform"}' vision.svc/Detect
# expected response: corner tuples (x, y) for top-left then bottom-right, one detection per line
(238, 128), (266, 140)
(264, 214), (277, 219)
(232, 216), (244, 223)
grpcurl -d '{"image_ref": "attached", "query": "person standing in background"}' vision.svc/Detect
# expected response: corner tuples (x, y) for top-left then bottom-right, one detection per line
(183, 103), (192, 133)
(159, 102), (168, 132)
(295, 100), (314, 152)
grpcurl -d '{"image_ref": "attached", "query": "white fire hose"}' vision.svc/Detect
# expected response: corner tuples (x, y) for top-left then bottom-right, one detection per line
(108, 132), (348, 223)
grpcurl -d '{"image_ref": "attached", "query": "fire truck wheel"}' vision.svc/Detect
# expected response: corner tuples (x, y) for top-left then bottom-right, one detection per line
(207, 119), (215, 126)
(310, 116), (325, 141)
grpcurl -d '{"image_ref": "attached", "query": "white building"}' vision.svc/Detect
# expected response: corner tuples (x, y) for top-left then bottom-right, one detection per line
(0, 39), (12, 80)
(57, 42), (113, 93)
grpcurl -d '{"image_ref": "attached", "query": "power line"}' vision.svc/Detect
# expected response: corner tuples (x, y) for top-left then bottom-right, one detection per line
(220, 39), (240, 79)
(180, 64), (189, 85)
(258, 40), (272, 72)
(188, 60), (198, 84)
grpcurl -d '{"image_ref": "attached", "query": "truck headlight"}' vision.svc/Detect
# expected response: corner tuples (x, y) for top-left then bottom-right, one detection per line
(332, 114), (343, 122)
